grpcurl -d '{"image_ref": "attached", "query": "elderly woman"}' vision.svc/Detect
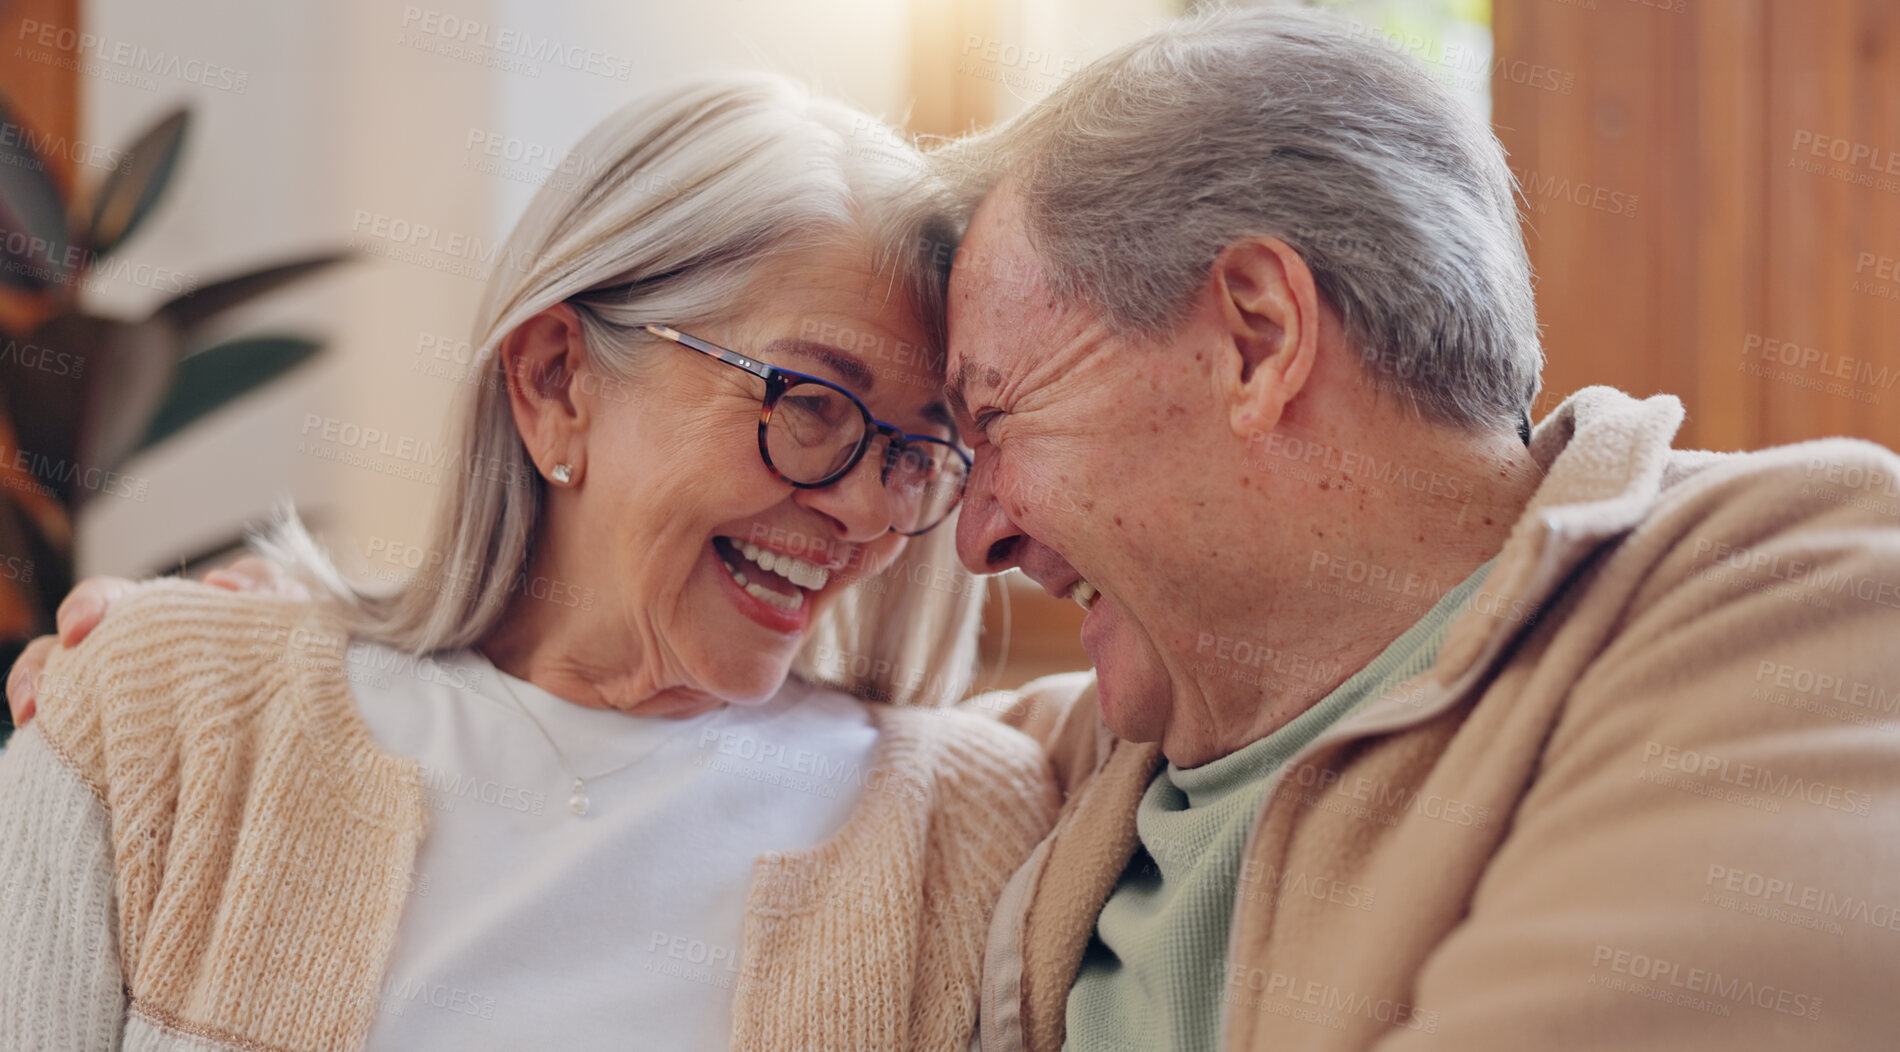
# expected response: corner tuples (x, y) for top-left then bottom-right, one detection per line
(0, 74), (1056, 1051)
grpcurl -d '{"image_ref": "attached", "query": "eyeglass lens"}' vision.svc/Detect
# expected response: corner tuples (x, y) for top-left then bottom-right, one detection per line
(765, 378), (966, 532)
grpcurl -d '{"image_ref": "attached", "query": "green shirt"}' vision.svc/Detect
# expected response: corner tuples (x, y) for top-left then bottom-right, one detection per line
(1062, 559), (1496, 1052)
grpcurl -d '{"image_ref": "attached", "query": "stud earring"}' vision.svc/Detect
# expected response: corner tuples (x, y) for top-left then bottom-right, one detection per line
(550, 463), (574, 485)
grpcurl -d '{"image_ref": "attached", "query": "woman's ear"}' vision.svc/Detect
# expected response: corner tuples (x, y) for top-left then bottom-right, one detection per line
(498, 302), (593, 483)
(1206, 236), (1320, 440)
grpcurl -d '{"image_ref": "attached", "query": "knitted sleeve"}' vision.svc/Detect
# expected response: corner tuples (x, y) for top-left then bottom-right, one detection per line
(0, 724), (128, 1051)
(908, 709), (1061, 1051)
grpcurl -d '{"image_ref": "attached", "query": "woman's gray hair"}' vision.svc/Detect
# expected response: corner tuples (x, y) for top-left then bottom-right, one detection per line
(267, 73), (984, 707)
(934, 5), (1542, 430)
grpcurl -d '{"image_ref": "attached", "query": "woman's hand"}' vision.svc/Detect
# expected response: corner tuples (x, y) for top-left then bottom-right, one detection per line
(5, 557), (307, 726)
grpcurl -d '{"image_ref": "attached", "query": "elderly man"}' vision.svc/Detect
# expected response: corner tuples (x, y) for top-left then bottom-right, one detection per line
(939, 7), (1900, 1051)
(8, 9), (1899, 1052)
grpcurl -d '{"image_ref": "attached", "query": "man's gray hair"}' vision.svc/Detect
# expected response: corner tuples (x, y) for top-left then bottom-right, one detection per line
(937, 5), (1542, 430)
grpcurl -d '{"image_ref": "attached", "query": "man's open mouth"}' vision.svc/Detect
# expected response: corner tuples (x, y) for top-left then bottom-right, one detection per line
(1072, 579), (1100, 611)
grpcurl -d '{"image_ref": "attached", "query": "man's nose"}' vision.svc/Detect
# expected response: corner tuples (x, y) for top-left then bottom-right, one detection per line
(955, 450), (1023, 574)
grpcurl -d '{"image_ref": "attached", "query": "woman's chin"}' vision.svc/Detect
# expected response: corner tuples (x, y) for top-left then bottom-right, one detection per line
(694, 656), (797, 706)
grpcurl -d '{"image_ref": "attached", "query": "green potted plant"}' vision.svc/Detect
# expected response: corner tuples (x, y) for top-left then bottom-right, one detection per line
(0, 97), (349, 740)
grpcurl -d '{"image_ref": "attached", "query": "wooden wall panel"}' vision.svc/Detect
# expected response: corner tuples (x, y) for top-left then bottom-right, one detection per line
(909, 0), (1001, 138)
(0, 0), (79, 187)
(0, 0), (80, 335)
(1497, 0), (1900, 454)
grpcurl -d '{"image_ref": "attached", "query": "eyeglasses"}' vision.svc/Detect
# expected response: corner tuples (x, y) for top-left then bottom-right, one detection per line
(641, 324), (971, 536)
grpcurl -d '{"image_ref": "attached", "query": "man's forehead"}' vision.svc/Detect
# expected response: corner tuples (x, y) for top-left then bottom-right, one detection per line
(948, 181), (1043, 300)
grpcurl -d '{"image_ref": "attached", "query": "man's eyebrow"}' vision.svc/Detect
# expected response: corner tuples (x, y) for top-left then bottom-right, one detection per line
(947, 361), (976, 397)
(945, 361), (982, 418)
(760, 339), (875, 392)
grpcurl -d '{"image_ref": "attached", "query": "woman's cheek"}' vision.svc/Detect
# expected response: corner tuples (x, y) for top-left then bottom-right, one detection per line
(861, 534), (908, 579)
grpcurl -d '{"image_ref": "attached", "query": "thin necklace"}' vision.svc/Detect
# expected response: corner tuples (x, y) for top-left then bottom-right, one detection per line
(487, 662), (722, 817)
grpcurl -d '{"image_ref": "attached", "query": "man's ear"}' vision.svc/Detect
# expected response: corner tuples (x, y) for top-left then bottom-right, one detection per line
(1206, 236), (1320, 440)
(497, 302), (593, 481)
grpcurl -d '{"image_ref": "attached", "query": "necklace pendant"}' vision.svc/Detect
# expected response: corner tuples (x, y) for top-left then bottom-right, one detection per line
(568, 778), (591, 817)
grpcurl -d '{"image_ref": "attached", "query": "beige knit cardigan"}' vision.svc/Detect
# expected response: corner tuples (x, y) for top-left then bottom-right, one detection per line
(975, 386), (1900, 1051)
(0, 582), (1059, 1052)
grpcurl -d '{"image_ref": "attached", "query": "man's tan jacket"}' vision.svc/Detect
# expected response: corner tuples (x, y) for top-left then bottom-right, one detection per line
(975, 387), (1900, 1051)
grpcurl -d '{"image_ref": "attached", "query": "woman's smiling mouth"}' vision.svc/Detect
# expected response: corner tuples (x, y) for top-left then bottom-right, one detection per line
(712, 536), (832, 616)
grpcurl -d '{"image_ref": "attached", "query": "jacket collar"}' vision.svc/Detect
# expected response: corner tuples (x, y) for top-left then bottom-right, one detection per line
(997, 388), (1689, 1052)
(1352, 385), (1686, 734)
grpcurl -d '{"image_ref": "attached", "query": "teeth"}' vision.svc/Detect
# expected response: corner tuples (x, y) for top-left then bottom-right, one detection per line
(1073, 579), (1100, 611)
(720, 555), (804, 612)
(736, 540), (830, 590)
(745, 580), (801, 612)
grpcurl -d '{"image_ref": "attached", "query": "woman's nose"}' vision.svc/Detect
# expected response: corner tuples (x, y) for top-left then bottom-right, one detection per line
(793, 449), (893, 542)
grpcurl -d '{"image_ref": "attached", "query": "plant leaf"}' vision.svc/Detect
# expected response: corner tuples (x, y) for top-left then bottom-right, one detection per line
(52, 315), (180, 486)
(0, 492), (65, 640)
(150, 252), (351, 339)
(0, 96), (77, 292)
(2, 322), (88, 479)
(137, 335), (323, 451)
(86, 107), (189, 257)
(0, 371), (76, 554)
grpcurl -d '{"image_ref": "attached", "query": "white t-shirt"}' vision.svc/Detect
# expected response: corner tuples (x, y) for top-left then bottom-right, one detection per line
(343, 643), (878, 1051)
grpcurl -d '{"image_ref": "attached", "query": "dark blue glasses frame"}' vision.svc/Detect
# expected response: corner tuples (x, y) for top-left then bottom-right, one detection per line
(642, 324), (971, 535)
